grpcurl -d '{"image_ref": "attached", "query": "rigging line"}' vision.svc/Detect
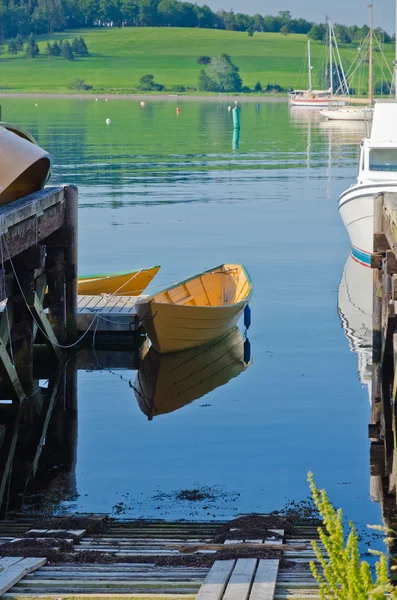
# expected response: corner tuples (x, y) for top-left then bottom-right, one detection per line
(2, 235), (99, 349)
(0, 234), (14, 366)
(373, 31), (393, 78)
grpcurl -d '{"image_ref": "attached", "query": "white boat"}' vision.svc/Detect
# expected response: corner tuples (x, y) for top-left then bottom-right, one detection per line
(320, 5), (375, 122)
(338, 102), (397, 265)
(289, 21), (347, 108)
(320, 106), (373, 121)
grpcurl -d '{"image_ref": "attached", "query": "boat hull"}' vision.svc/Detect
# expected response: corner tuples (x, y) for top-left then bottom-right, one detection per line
(137, 298), (248, 354)
(320, 108), (373, 121)
(338, 183), (397, 264)
(290, 98), (330, 107)
(78, 266), (160, 295)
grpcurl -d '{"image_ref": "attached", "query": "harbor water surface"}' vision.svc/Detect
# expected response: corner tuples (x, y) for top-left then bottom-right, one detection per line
(1, 98), (377, 526)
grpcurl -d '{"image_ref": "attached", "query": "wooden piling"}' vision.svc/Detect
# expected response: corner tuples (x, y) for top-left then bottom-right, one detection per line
(64, 186), (78, 344)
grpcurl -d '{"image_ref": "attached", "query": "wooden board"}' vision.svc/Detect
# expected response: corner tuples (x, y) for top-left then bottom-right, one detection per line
(0, 557), (46, 595)
(222, 559), (257, 600)
(77, 295), (143, 333)
(249, 560), (279, 600)
(195, 560), (235, 600)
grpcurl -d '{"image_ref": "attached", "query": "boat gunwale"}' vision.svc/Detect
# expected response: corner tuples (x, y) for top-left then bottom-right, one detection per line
(141, 263), (253, 308)
(79, 266), (161, 281)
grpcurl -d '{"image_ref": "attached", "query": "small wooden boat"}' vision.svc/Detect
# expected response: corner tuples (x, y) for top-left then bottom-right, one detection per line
(77, 266), (160, 296)
(135, 326), (251, 419)
(136, 263), (253, 354)
(0, 125), (51, 204)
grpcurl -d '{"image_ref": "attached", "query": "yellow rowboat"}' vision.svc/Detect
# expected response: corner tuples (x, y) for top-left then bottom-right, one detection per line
(136, 263), (253, 354)
(78, 266), (160, 296)
(135, 327), (251, 419)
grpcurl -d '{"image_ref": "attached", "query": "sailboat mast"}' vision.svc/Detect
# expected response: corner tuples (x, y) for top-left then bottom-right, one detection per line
(369, 3), (373, 104)
(329, 18), (333, 95)
(308, 40), (312, 91)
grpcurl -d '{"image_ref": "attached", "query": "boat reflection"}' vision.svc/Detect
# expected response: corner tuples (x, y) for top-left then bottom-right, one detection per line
(134, 326), (251, 419)
(338, 254), (372, 401)
(319, 119), (367, 146)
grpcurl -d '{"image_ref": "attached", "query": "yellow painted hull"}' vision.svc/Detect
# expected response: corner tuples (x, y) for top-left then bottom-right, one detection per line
(78, 266), (160, 296)
(136, 263), (253, 353)
(135, 327), (249, 419)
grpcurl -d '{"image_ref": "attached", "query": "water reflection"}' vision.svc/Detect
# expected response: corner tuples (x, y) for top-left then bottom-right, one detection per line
(338, 255), (372, 401)
(134, 327), (251, 420)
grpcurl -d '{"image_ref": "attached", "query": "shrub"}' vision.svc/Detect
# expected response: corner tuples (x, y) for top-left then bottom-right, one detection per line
(69, 78), (92, 91)
(197, 56), (211, 64)
(8, 39), (18, 55)
(138, 74), (164, 91)
(308, 472), (395, 599)
(25, 35), (39, 58)
(374, 80), (392, 94)
(254, 81), (262, 92)
(197, 54), (242, 92)
(247, 26), (254, 36)
(241, 85), (251, 93)
(264, 82), (286, 93)
(169, 84), (185, 92)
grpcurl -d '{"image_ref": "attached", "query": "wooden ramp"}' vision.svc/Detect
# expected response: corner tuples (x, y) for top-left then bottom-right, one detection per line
(0, 518), (320, 599)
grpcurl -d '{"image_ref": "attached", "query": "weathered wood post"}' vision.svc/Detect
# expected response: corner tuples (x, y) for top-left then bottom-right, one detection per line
(64, 186), (78, 344)
(46, 248), (66, 345)
(372, 193), (384, 421)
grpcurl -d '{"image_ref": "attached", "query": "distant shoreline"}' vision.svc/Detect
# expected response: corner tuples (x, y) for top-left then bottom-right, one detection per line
(0, 92), (289, 102)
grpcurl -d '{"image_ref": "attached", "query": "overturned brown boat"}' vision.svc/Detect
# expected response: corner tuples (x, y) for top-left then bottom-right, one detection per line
(134, 326), (251, 419)
(0, 125), (51, 204)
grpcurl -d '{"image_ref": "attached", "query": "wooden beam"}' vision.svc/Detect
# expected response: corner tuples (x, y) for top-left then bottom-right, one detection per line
(28, 292), (63, 360)
(45, 225), (73, 248)
(386, 250), (397, 275)
(64, 186), (78, 343)
(46, 248), (66, 344)
(0, 337), (24, 401)
(374, 232), (391, 253)
(14, 245), (46, 271)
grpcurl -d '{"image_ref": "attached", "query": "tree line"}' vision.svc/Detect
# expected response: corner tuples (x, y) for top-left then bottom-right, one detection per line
(0, 0), (392, 44)
(0, 34), (89, 58)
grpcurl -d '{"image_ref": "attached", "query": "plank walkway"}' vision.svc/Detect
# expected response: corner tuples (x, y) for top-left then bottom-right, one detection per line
(0, 517), (320, 599)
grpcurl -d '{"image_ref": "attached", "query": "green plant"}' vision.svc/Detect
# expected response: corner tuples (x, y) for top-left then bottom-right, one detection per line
(69, 78), (92, 90)
(308, 472), (394, 599)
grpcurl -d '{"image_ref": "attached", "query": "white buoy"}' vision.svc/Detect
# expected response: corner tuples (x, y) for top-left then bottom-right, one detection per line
(105, 98), (108, 102)
(228, 106), (232, 111)
(106, 118), (111, 125)
(35, 103), (38, 107)
(95, 98), (98, 101)
(141, 101), (146, 107)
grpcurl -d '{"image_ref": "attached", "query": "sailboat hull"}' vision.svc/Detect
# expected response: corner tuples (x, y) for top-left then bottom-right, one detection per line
(321, 108), (373, 121)
(290, 98), (330, 107)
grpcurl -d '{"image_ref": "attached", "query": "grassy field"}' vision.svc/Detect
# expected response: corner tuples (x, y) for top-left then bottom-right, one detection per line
(0, 27), (393, 94)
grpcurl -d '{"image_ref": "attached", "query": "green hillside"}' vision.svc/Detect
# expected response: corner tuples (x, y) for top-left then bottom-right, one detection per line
(0, 27), (393, 94)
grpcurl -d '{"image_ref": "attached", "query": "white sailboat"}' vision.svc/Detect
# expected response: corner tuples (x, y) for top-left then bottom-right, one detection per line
(321, 4), (375, 122)
(338, 101), (397, 265)
(289, 20), (347, 108)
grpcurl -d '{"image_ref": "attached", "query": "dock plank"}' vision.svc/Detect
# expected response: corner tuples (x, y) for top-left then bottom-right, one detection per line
(223, 559), (257, 600)
(0, 557), (46, 595)
(195, 560), (235, 600)
(250, 560), (279, 600)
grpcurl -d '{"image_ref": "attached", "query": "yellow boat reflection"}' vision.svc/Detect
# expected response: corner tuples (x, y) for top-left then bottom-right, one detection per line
(134, 326), (251, 419)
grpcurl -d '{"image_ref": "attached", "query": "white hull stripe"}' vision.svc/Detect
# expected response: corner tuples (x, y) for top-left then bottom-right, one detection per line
(339, 182), (397, 206)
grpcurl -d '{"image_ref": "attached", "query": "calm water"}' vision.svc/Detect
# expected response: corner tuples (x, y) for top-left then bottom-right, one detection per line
(0, 98), (378, 527)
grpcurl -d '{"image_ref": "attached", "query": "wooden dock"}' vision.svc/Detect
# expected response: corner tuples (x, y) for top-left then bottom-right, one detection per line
(370, 191), (397, 529)
(0, 517), (320, 599)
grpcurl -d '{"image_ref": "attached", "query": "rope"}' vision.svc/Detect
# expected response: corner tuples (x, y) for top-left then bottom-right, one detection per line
(0, 234), (14, 365)
(2, 235), (99, 350)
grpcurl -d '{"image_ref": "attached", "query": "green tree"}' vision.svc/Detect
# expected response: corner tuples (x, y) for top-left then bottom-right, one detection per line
(51, 40), (61, 56)
(71, 37), (88, 55)
(198, 54), (242, 92)
(44, 41), (53, 58)
(15, 34), (24, 52)
(7, 38), (18, 55)
(254, 80), (262, 92)
(25, 35), (39, 58)
(138, 74), (164, 91)
(61, 40), (74, 60)
(308, 23), (327, 41)
(247, 26), (254, 36)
